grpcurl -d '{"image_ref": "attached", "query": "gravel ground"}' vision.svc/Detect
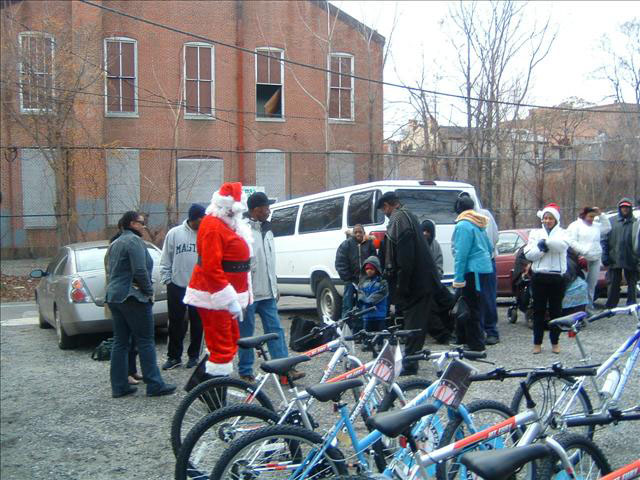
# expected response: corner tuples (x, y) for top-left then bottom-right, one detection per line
(1, 305), (638, 479)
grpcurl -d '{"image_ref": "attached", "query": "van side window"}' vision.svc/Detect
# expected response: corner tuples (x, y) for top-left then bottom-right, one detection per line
(347, 190), (383, 227)
(299, 197), (344, 234)
(271, 206), (299, 237)
(396, 189), (463, 224)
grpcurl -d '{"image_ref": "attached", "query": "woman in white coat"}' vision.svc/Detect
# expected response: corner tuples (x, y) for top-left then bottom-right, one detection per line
(524, 203), (569, 354)
(566, 207), (611, 312)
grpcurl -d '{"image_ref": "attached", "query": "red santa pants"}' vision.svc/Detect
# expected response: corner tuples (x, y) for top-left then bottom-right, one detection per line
(197, 308), (239, 368)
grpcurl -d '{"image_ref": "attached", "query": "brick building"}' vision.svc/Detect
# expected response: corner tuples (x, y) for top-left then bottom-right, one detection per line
(0, 0), (384, 256)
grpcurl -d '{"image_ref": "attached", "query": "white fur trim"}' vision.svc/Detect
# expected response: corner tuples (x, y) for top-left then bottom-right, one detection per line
(537, 206), (560, 223)
(183, 284), (238, 310)
(237, 290), (250, 309)
(205, 360), (233, 376)
(204, 192), (254, 258)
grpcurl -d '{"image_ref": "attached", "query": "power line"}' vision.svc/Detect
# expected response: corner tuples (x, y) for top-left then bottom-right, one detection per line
(78, 0), (640, 116)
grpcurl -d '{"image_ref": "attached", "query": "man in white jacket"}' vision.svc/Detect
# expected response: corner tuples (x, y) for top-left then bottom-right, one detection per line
(566, 207), (611, 312)
(159, 204), (205, 370)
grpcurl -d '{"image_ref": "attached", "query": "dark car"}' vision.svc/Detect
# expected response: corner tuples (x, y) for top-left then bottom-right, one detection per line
(495, 229), (607, 298)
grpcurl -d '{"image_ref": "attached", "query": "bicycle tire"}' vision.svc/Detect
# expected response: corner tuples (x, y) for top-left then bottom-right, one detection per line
(175, 403), (281, 480)
(537, 432), (611, 479)
(435, 399), (523, 480)
(170, 376), (274, 457)
(509, 375), (594, 439)
(211, 424), (348, 480)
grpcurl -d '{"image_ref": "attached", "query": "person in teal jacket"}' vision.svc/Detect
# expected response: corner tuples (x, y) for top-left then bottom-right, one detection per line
(451, 196), (494, 352)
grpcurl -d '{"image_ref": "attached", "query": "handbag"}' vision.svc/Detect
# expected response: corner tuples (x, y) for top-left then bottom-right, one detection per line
(91, 337), (114, 361)
(451, 295), (470, 324)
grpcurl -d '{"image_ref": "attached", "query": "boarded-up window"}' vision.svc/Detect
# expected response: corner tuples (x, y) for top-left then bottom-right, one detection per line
(21, 149), (56, 228)
(19, 32), (54, 112)
(328, 54), (353, 120)
(184, 43), (214, 116)
(256, 48), (283, 119)
(256, 150), (285, 201)
(106, 149), (140, 224)
(105, 38), (137, 114)
(327, 151), (355, 190)
(177, 158), (223, 214)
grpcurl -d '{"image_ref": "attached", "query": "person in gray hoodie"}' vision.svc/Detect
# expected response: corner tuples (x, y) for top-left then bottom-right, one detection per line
(159, 204), (205, 370)
(238, 192), (304, 383)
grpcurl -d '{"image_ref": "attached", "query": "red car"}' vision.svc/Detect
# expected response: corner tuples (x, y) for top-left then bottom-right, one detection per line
(495, 229), (607, 298)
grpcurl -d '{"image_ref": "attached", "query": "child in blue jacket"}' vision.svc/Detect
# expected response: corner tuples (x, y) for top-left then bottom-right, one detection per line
(357, 256), (389, 333)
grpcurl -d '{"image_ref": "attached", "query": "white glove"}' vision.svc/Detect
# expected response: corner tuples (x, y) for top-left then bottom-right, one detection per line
(228, 300), (243, 322)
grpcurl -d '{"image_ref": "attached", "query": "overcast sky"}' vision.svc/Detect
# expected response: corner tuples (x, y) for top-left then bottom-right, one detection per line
(333, 1), (638, 134)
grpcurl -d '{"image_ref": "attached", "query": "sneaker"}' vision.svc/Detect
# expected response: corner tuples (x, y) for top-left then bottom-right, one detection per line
(186, 357), (199, 369)
(485, 336), (500, 346)
(289, 369), (306, 381)
(162, 358), (182, 370)
(240, 374), (256, 383)
(147, 383), (177, 397)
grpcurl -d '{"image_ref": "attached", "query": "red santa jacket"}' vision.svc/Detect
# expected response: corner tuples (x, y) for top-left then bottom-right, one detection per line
(184, 215), (251, 310)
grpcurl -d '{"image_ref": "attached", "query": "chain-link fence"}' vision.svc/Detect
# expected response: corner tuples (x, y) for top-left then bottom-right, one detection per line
(1, 145), (638, 258)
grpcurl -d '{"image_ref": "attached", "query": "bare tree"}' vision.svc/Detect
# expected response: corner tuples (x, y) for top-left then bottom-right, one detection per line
(1, 4), (103, 246)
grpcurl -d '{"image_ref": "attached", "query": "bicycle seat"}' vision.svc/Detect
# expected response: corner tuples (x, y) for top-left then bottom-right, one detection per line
(549, 311), (587, 330)
(237, 333), (280, 349)
(260, 355), (310, 376)
(366, 403), (438, 438)
(306, 378), (364, 402)
(460, 444), (551, 480)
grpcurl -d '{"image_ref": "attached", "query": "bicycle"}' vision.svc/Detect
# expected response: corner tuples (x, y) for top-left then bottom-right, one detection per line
(171, 307), (376, 456)
(510, 303), (640, 438)
(175, 328), (432, 479)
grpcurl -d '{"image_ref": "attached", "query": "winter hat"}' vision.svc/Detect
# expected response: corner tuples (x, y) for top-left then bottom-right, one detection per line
(188, 203), (205, 221)
(454, 194), (475, 214)
(207, 182), (246, 214)
(364, 262), (377, 272)
(375, 191), (400, 209)
(618, 198), (633, 208)
(537, 203), (560, 223)
(247, 191), (270, 211)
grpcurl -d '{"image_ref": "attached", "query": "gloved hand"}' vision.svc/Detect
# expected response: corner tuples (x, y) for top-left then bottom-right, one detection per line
(228, 300), (243, 322)
(537, 239), (549, 253)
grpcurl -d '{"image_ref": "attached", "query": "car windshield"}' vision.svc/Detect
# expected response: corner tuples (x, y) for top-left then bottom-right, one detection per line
(75, 246), (160, 272)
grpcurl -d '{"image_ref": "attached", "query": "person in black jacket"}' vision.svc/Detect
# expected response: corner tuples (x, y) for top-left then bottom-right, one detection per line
(335, 224), (376, 331)
(377, 192), (448, 375)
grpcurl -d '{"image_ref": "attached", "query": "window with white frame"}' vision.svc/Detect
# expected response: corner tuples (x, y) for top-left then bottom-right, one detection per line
(184, 43), (214, 117)
(18, 32), (54, 113)
(327, 151), (355, 189)
(255, 48), (284, 119)
(256, 150), (285, 201)
(177, 158), (223, 214)
(328, 53), (354, 121)
(106, 149), (140, 224)
(21, 149), (56, 228)
(104, 37), (137, 115)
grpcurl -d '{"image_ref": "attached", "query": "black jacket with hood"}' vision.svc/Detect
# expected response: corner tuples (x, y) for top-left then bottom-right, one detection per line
(335, 233), (377, 283)
(602, 198), (639, 271)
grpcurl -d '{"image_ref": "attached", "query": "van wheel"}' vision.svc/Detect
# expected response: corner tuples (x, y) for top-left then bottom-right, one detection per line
(316, 278), (342, 321)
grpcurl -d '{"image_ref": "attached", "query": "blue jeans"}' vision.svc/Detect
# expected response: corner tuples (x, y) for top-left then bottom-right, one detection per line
(238, 298), (288, 377)
(109, 299), (166, 395)
(479, 261), (499, 339)
(341, 282), (357, 316)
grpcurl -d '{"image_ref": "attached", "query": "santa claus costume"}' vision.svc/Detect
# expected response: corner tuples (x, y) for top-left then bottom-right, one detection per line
(183, 182), (253, 376)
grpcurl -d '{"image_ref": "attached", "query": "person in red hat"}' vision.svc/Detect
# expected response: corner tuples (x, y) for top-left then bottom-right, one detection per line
(602, 197), (639, 307)
(184, 182), (253, 377)
(524, 203), (569, 354)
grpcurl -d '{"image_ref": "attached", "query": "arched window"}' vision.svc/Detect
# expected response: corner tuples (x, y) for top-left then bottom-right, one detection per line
(327, 151), (354, 189)
(177, 157), (223, 213)
(256, 149), (285, 201)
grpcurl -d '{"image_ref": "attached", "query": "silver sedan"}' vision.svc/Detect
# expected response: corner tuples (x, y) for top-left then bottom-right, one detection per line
(30, 240), (168, 349)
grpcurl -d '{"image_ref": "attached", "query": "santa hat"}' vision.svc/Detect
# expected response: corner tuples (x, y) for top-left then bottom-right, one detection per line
(537, 203), (560, 223)
(206, 182), (247, 217)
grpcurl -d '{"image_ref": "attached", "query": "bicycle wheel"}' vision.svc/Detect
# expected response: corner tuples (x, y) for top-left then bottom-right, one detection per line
(436, 399), (526, 480)
(175, 404), (280, 480)
(510, 375), (594, 439)
(537, 432), (611, 479)
(171, 376), (274, 457)
(211, 424), (348, 480)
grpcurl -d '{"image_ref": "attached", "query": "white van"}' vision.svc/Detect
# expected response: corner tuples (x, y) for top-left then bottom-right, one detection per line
(269, 180), (482, 319)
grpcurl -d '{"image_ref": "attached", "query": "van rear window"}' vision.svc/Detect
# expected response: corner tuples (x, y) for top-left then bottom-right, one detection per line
(299, 197), (344, 234)
(396, 189), (463, 224)
(271, 206), (299, 237)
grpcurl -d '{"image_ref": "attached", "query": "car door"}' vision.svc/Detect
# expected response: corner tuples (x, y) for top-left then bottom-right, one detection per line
(495, 232), (525, 296)
(50, 251), (70, 314)
(40, 250), (66, 320)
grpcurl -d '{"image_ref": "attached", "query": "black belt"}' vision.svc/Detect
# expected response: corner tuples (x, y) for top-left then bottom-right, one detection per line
(222, 260), (250, 273)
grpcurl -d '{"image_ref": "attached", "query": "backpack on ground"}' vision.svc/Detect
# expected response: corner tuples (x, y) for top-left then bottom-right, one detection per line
(91, 337), (114, 361)
(289, 316), (336, 352)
